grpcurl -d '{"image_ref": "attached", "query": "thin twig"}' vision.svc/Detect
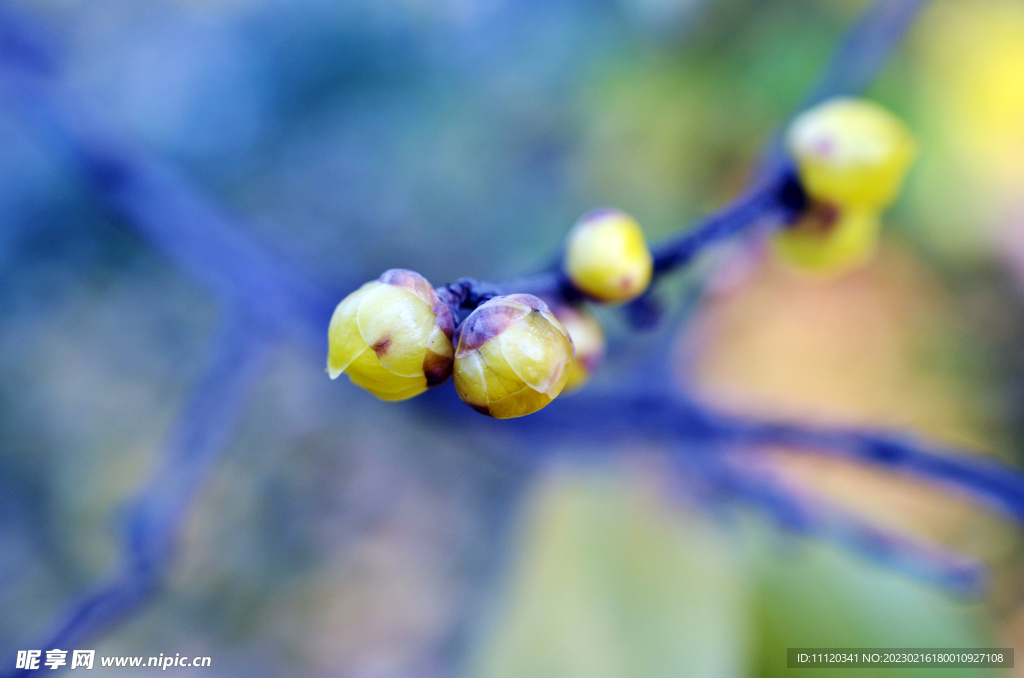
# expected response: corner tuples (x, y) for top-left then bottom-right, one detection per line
(695, 452), (986, 594)
(731, 421), (1024, 524)
(4, 316), (269, 678)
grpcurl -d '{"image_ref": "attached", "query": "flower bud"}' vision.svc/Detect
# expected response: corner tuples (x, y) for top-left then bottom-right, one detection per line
(550, 305), (605, 393)
(564, 209), (653, 303)
(772, 202), (880, 276)
(787, 97), (916, 210)
(327, 269), (455, 401)
(453, 294), (574, 419)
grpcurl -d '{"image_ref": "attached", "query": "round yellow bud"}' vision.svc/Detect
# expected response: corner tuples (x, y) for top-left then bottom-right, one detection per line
(787, 97), (916, 210)
(563, 209), (653, 303)
(772, 203), (880, 276)
(327, 269), (455, 401)
(550, 305), (605, 393)
(453, 294), (574, 419)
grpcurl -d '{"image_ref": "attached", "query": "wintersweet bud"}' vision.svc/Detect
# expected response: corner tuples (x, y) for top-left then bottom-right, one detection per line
(453, 294), (574, 419)
(786, 97), (916, 210)
(550, 305), (605, 393)
(327, 269), (455, 401)
(772, 203), (880, 275)
(564, 209), (653, 303)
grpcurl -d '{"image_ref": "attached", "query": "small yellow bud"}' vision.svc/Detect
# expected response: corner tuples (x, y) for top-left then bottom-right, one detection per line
(772, 202), (880, 276)
(550, 305), (605, 393)
(453, 294), (574, 419)
(564, 209), (653, 303)
(327, 269), (455, 401)
(787, 97), (916, 210)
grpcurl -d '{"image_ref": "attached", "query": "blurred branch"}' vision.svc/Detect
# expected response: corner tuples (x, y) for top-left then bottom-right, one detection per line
(437, 386), (1009, 591)
(696, 453), (986, 594)
(5, 315), (269, 678)
(802, 0), (926, 108)
(759, 0), (927, 171)
(435, 385), (1024, 531)
(650, 171), (802, 274)
(483, 392), (1017, 590)
(564, 393), (1024, 522)
(730, 420), (1024, 524)
(0, 4), (337, 349)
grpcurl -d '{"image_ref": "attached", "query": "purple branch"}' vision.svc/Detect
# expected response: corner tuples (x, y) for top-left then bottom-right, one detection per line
(651, 169), (803, 274)
(454, 389), (999, 593)
(760, 0), (928, 172)
(430, 169), (803, 322)
(701, 454), (986, 594)
(802, 0), (927, 107)
(730, 420), (1024, 524)
(446, 390), (1024, 540)
(5, 316), (269, 678)
(0, 7), (336, 350)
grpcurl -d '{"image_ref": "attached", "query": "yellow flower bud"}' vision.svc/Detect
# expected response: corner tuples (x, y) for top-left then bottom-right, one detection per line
(787, 97), (916, 210)
(772, 202), (880, 276)
(563, 209), (653, 303)
(453, 294), (574, 419)
(550, 305), (605, 393)
(327, 269), (455, 401)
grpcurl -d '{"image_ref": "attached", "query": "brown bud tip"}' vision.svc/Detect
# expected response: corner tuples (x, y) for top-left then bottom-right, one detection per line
(501, 293), (551, 312)
(456, 294), (547, 357)
(423, 348), (453, 387)
(378, 268), (455, 339)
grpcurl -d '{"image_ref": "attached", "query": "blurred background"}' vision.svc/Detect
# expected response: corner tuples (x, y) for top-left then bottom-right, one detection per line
(1, 0), (1024, 675)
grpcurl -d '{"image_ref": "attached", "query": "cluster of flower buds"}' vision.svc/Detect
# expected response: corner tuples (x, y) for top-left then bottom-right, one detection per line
(327, 98), (921, 415)
(774, 97), (917, 275)
(327, 209), (650, 418)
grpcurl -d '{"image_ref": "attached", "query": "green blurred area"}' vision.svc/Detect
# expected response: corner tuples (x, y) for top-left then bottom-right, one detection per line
(467, 468), (1000, 678)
